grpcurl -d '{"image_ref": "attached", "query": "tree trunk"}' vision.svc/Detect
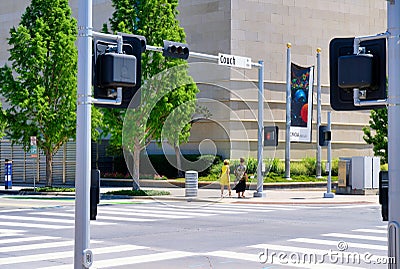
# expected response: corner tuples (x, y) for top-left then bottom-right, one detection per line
(45, 152), (53, 187)
(132, 142), (141, 190)
(175, 145), (184, 178)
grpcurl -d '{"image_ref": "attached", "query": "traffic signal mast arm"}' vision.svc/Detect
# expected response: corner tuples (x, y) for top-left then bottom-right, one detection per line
(146, 44), (262, 68)
(352, 32), (389, 108)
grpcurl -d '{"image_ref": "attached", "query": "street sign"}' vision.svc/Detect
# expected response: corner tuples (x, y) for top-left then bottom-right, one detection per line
(218, 53), (251, 69)
(30, 136), (37, 158)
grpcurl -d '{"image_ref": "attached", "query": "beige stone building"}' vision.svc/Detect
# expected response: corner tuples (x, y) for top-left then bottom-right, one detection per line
(0, 0), (387, 163)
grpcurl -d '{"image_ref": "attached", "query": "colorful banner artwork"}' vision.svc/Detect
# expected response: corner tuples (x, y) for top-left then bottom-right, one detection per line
(290, 63), (314, 143)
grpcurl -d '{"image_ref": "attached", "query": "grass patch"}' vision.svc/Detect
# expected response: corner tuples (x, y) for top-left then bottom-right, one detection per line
(104, 189), (170, 196)
(20, 187), (75, 192)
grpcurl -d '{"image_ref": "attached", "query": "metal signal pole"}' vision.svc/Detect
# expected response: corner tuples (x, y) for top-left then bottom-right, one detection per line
(387, 1), (400, 268)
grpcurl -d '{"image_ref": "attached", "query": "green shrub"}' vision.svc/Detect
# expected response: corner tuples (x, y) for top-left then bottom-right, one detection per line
(246, 157), (258, 174)
(301, 157), (316, 176)
(265, 158), (285, 175)
(290, 161), (308, 176)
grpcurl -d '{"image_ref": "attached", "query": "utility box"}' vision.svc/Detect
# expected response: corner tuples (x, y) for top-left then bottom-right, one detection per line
(350, 156), (380, 194)
(338, 157), (352, 188)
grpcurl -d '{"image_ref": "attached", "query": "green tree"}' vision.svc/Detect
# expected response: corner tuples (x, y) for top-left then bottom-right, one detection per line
(0, 0), (77, 186)
(363, 108), (388, 163)
(105, 0), (198, 186)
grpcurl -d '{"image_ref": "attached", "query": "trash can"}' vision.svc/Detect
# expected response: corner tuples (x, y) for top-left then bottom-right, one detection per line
(185, 171), (198, 197)
(4, 159), (12, 190)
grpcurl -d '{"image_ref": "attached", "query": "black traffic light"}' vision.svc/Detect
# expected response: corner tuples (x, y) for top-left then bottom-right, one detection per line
(93, 34), (146, 108)
(318, 125), (331, 147)
(329, 37), (386, 111)
(90, 169), (100, 220)
(264, 126), (279, 147)
(379, 171), (388, 221)
(162, 40), (189, 60)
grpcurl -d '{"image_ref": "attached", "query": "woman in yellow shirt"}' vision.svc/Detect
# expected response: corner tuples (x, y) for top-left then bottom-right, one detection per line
(220, 159), (231, 197)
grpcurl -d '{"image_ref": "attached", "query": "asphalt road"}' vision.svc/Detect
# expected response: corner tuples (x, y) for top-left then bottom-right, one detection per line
(0, 196), (389, 269)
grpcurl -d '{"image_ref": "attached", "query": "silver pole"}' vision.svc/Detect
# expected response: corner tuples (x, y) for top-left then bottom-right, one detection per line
(324, 111), (334, 198)
(285, 43), (291, 179)
(387, 1), (400, 267)
(316, 48), (322, 178)
(254, 60), (265, 198)
(75, 0), (92, 268)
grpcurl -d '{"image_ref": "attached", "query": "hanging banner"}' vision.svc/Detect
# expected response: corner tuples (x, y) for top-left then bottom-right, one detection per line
(290, 63), (314, 143)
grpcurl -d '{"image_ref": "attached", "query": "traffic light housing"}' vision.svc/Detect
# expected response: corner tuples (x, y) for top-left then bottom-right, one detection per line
(93, 34), (146, 108)
(379, 171), (388, 221)
(264, 126), (279, 147)
(318, 125), (331, 147)
(329, 37), (387, 111)
(162, 40), (189, 59)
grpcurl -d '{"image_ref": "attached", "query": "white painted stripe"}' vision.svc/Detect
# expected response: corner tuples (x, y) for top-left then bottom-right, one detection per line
(95, 215), (158, 222)
(322, 233), (386, 242)
(0, 209), (29, 214)
(353, 228), (387, 234)
(205, 250), (362, 269)
(99, 208), (191, 219)
(330, 205), (379, 209)
(289, 238), (387, 251)
(94, 251), (194, 268)
(0, 228), (26, 234)
(0, 236), (59, 244)
(376, 225), (387, 229)
(0, 221), (71, 229)
(0, 240), (73, 253)
(0, 244), (147, 265)
(204, 205), (275, 213)
(28, 212), (117, 226)
(0, 215), (76, 224)
(212, 204), (295, 210)
(98, 207), (216, 217)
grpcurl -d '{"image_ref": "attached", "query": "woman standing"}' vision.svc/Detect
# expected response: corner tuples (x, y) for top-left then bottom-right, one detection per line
(220, 159), (231, 197)
(233, 158), (247, 198)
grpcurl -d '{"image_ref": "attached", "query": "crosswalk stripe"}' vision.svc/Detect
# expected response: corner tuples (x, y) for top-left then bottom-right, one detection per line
(94, 207), (216, 217)
(376, 225), (387, 229)
(29, 212), (116, 225)
(216, 204), (295, 210)
(124, 206), (248, 215)
(0, 209), (29, 214)
(201, 205), (276, 213)
(0, 244), (147, 265)
(30, 211), (156, 223)
(0, 236), (60, 244)
(0, 240), (73, 253)
(94, 214), (158, 222)
(352, 228), (387, 234)
(204, 250), (362, 269)
(322, 232), (386, 242)
(0, 228), (26, 237)
(99, 208), (191, 219)
(288, 238), (387, 251)
(94, 250), (194, 268)
(0, 214), (76, 224)
(0, 221), (71, 229)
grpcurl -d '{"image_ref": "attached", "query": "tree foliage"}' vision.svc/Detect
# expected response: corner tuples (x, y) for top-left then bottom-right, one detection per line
(363, 108), (388, 163)
(105, 0), (198, 184)
(0, 0), (77, 186)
